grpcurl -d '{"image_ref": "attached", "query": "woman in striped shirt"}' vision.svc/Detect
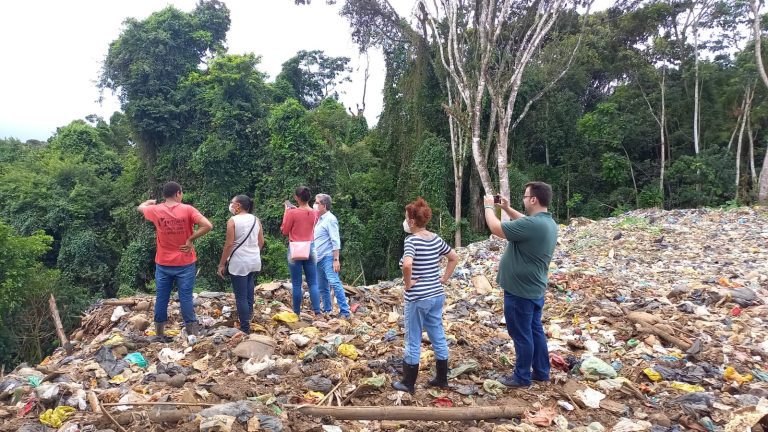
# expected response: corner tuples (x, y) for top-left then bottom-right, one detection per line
(392, 198), (459, 394)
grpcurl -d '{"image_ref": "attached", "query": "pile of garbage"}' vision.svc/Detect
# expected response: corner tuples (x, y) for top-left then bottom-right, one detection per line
(1, 206), (767, 432)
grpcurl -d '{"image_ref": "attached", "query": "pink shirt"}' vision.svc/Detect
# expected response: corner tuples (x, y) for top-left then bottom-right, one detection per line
(281, 208), (319, 242)
(141, 203), (203, 266)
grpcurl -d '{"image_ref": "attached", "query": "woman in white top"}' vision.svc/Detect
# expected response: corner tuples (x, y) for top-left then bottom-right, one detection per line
(217, 195), (264, 334)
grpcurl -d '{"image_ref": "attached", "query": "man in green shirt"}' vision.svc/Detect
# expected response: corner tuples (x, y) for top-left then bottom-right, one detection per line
(483, 181), (558, 387)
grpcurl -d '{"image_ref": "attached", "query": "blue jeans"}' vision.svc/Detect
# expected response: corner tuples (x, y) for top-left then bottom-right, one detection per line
(288, 247), (321, 314)
(316, 255), (351, 316)
(154, 263), (197, 324)
(403, 295), (449, 365)
(231, 272), (257, 333)
(503, 292), (549, 385)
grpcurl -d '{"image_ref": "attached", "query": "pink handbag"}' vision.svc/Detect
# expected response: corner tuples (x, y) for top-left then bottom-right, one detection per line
(288, 209), (316, 261)
(289, 241), (312, 260)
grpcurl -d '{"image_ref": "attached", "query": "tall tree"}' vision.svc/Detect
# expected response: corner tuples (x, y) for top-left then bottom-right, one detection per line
(752, 0), (768, 202)
(99, 0), (230, 183)
(276, 50), (353, 109)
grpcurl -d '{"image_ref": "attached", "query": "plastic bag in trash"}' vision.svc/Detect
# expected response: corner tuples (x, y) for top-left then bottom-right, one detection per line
(39, 406), (76, 428)
(94, 346), (127, 378)
(124, 352), (148, 368)
(580, 357), (617, 379)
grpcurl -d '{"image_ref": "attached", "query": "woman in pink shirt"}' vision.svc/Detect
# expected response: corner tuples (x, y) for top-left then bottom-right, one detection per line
(281, 186), (321, 315)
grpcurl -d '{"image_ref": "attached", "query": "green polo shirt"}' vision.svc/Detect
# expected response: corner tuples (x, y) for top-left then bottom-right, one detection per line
(497, 212), (558, 299)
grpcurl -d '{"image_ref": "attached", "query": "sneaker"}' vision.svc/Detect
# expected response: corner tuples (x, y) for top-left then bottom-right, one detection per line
(498, 375), (531, 388)
(338, 313), (352, 319)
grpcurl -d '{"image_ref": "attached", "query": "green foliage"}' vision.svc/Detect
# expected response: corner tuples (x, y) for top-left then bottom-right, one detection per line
(0, 221), (90, 368)
(638, 186), (663, 208)
(276, 50), (352, 109)
(257, 235), (289, 283)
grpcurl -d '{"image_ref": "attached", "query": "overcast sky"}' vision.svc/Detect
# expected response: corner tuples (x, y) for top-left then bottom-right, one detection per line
(0, 0), (410, 141)
(0, 0), (608, 141)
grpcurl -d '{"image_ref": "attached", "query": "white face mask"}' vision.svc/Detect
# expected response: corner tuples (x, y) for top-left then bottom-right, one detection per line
(402, 219), (411, 233)
(228, 203), (237, 215)
(313, 203), (320, 211)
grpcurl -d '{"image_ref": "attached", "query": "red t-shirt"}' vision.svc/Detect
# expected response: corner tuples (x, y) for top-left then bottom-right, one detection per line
(281, 208), (319, 242)
(141, 203), (204, 266)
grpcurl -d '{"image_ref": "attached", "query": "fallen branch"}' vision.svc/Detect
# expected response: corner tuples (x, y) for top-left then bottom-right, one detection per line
(294, 404), (526, 420)
(99, 402), (128, 432)
(103, 299), (139, 306)
(102, 402), (215, 407)
(49, 294), (74, 354)
(635, 322), (692, 351)
(88, 391), (101, 414)
(318, 381), (344, 406)
(624, 311), (692, 351)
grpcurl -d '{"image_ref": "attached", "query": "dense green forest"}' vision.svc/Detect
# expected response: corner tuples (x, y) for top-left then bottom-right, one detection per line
(2, 0), (768, 368)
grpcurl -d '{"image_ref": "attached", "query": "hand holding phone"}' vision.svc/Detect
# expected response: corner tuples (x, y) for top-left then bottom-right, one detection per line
(493, 195), (501, 204)
(284, 200), (296, 210)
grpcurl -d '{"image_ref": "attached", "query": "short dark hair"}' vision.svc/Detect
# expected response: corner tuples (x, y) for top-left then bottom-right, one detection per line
(162, 181), (182, 198)
(406, 197), (432, 228)
(295, 186), (311, 203)
(524, 181), (552, 207)
(234, 195), (254, 213)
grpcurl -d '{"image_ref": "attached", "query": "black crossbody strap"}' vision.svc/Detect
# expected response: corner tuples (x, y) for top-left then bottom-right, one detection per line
(228, 216), (257, 261)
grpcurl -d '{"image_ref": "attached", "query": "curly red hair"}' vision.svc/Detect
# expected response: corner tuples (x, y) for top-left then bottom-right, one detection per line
(406, 197), (432, 228)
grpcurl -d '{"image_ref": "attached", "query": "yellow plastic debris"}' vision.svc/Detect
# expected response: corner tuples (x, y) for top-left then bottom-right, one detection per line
(724, 366), (753, 384)
(300, 326), (320, 337)
(103, 334), (125, 347)
(109, 374), (128, 384)
(643, 368), (663, 382)
(304, 391), (324, 402)
(39, 406), (76, 428)
(670, 382), (705, 392)
(250, 322), (267, 333)
(272, 311), (299, 323)
(338, 344), (359, 360)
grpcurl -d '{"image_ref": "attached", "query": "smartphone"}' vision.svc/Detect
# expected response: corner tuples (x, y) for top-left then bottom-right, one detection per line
(493, 195), (501, 204)
(284, 200), (296, 209)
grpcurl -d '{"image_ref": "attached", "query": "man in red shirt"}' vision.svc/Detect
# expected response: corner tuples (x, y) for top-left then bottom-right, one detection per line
(138, 182), (213, 339)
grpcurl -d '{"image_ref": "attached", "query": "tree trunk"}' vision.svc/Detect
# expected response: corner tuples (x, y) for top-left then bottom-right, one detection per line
(752, 0), (768, 90)
(736, 87), (749, 190)
(660, 67), (667, 203)
(446, 79), (466, 248)
(454, 180), (462, 247)
(747, 105), (757, 185)
(469, 163), (485, 231)
(751, 0), (768, 203)
(759, 148), (768, 202)
(693, 21), (701, 155)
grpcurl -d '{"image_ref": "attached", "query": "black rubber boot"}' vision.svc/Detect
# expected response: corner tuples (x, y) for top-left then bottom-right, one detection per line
(152, 322), (172, 343)
(185, 321), (200, 336)
(391, 362), (419, 394)
(427, 359), (449, 388)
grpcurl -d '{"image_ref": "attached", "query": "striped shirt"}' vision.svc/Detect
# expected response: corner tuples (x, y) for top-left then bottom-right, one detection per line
(400, 234), (452, 302)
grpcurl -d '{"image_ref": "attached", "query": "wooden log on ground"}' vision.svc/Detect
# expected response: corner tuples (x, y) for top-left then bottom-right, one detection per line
(625, 311), (692, 351)
(102, 402), (215, 407)
(88, 391), (101, 414)
(110, 408), (192, 425)
(635, 322), (692, 351)
(103, 299), (139, 306)
(294, 404), (526, 421)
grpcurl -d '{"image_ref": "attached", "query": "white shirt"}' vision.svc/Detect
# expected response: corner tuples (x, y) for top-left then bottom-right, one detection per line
(228, 214), (261, 276)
